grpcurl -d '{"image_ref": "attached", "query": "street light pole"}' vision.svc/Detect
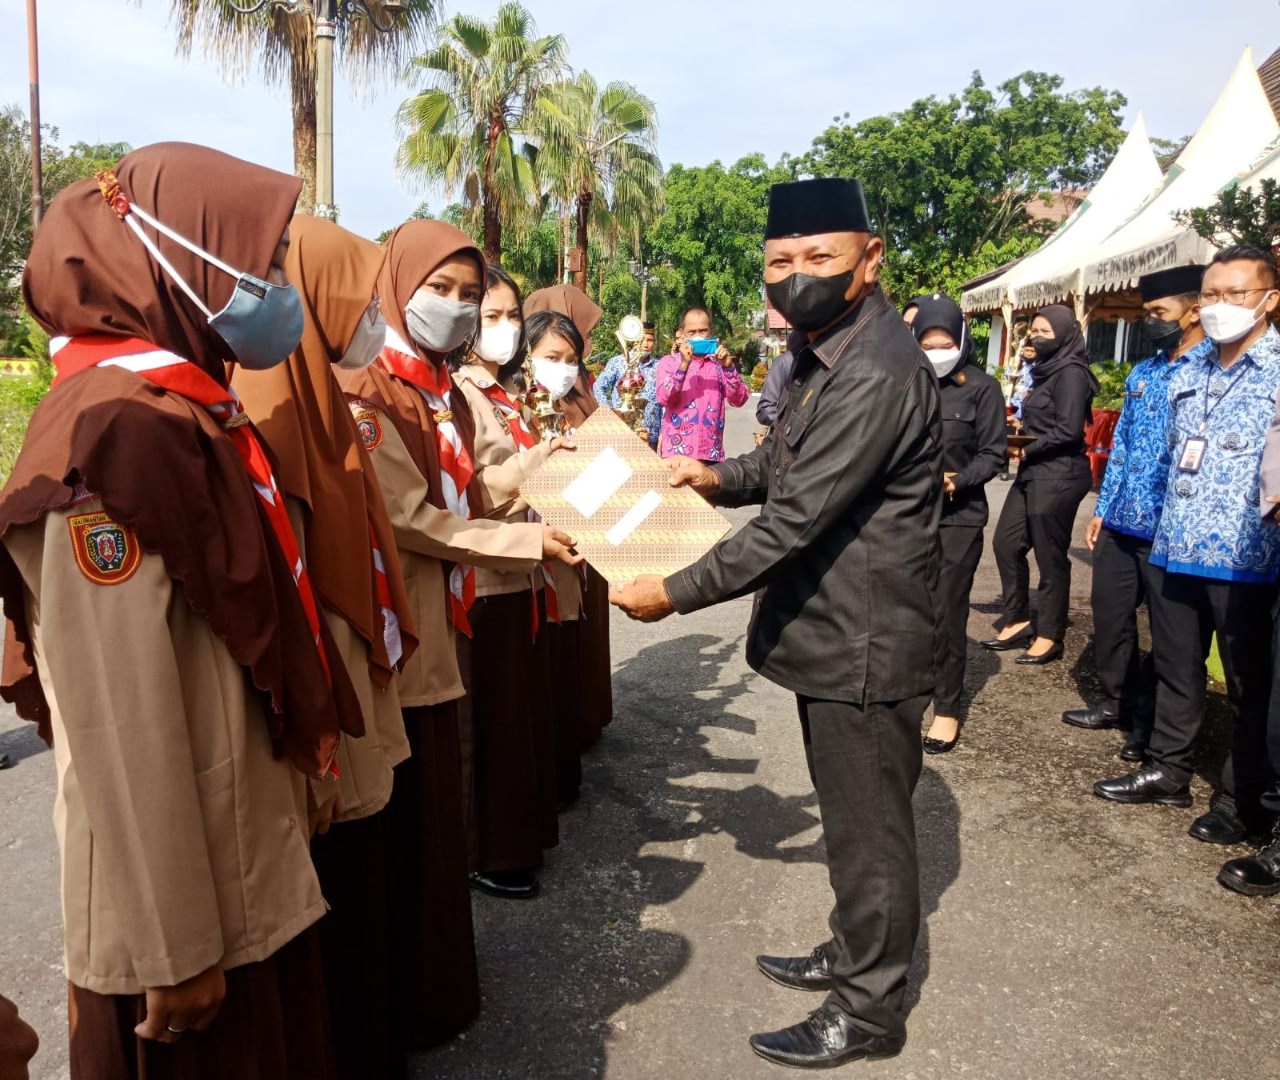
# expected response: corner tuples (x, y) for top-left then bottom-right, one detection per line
(26, 0), (43, 228)
(313, 0), (337, 220)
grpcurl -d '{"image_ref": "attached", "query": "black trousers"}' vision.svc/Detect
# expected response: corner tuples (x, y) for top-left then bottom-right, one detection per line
(1261, 608), (1280, 817)
(935, 526), (984, 717)
(1089, 528), (1156, 723)
(993, 470), (1092, 641)
(798, 695), (926, 1040)
(1146, 564), (1275, 802)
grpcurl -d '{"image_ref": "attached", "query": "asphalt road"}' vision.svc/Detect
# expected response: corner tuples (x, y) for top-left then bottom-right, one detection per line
(2, 400), (1278, 1080)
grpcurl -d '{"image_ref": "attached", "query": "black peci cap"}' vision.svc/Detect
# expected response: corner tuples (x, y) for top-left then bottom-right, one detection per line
(1139, 264), (1205, 302)
(765, 178), (872, 239)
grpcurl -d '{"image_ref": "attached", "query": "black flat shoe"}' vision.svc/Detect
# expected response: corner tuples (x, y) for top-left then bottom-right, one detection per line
(980, 628), (1034, 651)
(922, 725), (962, 755)
(749, 1007), (904, 1070)
(1015, 642), (1064, 665)
(1189, 794), (1247, 845)
(1093, 766), (1192, 807)
(1119, 725), (1151, 762)
(1218, 825), (1280, 897)
(756, 941), (835, 991)
(469, 869), (539, 900)
(1062, 704), (1122, 730)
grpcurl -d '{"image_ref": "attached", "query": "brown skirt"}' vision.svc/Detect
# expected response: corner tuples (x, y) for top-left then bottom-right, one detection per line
(67, 926), (336, 1080)
(387, 701), (480, 1049)
(456, 592), (558, 873)
(577, 566), (614, 749)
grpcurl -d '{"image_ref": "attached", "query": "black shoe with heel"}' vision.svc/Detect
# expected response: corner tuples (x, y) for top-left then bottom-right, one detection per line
(980, 627), (1034, 651)
(923, 721), (963, 755)
(1015, 642), (1064, 666)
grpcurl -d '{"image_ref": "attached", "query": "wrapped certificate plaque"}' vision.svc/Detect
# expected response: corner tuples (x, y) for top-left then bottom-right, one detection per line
(520, 407), (733, 584)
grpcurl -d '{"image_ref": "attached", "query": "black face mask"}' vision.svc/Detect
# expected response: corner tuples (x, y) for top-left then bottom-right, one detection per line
(1144, 315), (1184, 353)
(1030, 335), (1059, 360)
(766, 270), (856, 332)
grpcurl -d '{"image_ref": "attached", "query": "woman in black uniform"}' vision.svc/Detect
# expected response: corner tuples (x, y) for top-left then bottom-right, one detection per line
(912, 295), (1007, 752)
(985, 304), (1097, 665)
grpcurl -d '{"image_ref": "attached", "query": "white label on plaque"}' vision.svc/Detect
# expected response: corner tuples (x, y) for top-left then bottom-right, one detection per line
(607, 490), (663, 546)
(562, 446), (633, 519)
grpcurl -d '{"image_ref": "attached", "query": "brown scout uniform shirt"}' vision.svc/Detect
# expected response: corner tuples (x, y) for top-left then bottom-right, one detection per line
(4, 499), (325, 996)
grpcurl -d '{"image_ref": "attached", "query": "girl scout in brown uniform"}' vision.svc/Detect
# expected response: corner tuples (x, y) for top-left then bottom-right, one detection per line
(336, 220), (578, 1048)
(453, 266), (560, 899)
(232, 215), (419, 1079)
(0, 144), (361, 1079)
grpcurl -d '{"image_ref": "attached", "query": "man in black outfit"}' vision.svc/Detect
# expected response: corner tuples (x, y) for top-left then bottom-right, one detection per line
(610, 177), (942, 1069)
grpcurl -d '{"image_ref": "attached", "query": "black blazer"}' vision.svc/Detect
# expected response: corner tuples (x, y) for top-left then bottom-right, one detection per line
(1019, 363), (1095, 480)
(665, 287), (943, 706)
(939, 364), (1007, 527)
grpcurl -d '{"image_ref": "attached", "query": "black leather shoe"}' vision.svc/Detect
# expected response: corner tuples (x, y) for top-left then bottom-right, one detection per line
(1093, 766), (1192, 807)
(980, 628), (1034, 651)
(469, 869), (539, 900)
(922, 727), (962, 755)
(1218, 826), (1280, 897)
(1015, 642), (1064, 666)
(749, 1007), (904, 1069)
(1062, 704), (1123, 730)
(756, 941), (834, 991)
(1119, 729), (1150, 762)
(1189, 794), (1247, 845)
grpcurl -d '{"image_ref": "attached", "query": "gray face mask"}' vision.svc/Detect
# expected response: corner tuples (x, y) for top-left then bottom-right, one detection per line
(404, 289), (479, 355)
(121, 202), (303, 370)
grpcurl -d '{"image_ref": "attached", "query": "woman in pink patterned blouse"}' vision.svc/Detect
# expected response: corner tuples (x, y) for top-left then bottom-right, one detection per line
(656, 307), (750, 462)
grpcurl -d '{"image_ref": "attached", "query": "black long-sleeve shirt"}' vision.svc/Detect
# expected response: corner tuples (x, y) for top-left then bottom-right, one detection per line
(1019, 363), (1095, 480)
(939, 364), (1007, 527)
(664, 287), (943, 705)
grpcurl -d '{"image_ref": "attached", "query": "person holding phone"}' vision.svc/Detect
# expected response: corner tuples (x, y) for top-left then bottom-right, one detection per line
(655, 307), (750, 462)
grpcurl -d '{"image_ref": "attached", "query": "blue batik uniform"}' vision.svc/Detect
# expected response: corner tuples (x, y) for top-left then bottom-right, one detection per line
(593, 353), (662, 448)
(1094, 350), (1187, 541)
(1152, 327), (1280, 583)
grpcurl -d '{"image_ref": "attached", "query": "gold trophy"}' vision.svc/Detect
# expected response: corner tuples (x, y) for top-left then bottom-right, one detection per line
(524, 367), (566, 441)
(613, 314), (650, 435)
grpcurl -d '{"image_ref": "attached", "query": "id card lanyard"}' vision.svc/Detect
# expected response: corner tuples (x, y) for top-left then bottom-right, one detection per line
(1178, 363), (1246, 474)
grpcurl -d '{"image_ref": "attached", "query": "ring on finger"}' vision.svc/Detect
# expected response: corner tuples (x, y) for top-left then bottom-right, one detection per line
(166, 1025), (187, 1037)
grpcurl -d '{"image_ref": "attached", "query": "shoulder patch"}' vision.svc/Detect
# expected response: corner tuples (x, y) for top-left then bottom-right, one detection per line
(349, 400), (383, 450)
(68, 512), (141, 586)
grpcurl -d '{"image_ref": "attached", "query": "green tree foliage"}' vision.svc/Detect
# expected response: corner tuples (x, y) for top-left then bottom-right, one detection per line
(646, 154), (791, 335)
(799, 71), (1127, 301)
(396, 2), (566, 262)
(1176, 177), (1280, 251)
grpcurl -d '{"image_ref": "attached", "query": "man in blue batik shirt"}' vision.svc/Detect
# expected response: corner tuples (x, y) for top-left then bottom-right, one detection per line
(1097, 247), (1280, 860)
(593, 321), (663, 447)
(1063, 265), (1204, 761)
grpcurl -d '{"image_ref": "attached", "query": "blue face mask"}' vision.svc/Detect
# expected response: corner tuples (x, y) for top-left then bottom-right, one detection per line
(122, 202), (304, 370)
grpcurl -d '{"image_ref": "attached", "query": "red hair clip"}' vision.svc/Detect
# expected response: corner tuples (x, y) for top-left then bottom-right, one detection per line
(94, 170), (131, 220)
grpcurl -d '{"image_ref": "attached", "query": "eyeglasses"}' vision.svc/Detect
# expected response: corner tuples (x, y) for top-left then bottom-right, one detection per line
(1197, 287), (1271, 306)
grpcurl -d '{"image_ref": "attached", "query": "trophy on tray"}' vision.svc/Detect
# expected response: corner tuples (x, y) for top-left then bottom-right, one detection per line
(612, 314), (650, 436)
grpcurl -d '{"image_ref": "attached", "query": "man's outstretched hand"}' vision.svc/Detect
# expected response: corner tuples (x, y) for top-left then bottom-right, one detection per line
(609, 575), (676, 623)
(667, 456), (720, 498)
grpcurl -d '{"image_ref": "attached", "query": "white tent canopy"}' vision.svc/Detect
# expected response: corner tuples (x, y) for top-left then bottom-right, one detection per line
(1083, 47), (1280, 293)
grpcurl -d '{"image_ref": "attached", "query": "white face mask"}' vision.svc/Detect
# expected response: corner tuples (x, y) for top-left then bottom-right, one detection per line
(404, 289), (478, 355)
(926, 347), (962, 379)
(531, 356), (579, 401)
(475, 320), (521, 366)
(337, 308), (386, 371)
(1199, 295), (1272, 345)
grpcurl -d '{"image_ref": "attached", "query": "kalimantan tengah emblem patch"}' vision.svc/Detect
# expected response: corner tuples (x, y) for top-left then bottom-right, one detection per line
(350, 399), (383, 450)
(68, 512), (141, 585)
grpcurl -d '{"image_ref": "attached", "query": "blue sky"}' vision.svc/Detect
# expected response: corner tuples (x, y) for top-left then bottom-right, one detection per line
(0, 0), (1272, 240)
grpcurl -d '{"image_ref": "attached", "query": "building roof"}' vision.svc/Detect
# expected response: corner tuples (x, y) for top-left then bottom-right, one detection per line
(1260, 45), (1280, 123)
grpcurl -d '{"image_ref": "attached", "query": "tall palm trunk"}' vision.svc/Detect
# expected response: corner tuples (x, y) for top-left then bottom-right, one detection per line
(481, 113), (503, 264)
(290, 56), (317, 216)
(572, 186), (592, 290)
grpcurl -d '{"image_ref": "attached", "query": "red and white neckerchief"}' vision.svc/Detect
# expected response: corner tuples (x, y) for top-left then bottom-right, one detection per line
(378, 328), (476, 636)
(49, 334), (334, 688)
(463, 369), (561, 638)
(368, 522), (403, 667)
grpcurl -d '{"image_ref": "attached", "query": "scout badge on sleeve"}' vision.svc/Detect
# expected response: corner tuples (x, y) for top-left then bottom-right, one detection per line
(350, 399), (383, 451)
(68, 511), (141, 585)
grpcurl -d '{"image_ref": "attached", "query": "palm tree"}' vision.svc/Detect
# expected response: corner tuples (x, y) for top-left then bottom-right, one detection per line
(534, 71), (662, 291)
(396, 2), (566, 264)
(165, 1), (438, 213)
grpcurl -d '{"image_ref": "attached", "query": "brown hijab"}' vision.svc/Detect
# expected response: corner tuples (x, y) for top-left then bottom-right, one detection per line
(1, 143), (361, 776)
(524, 285), (603, 429)
(232, 215), (417, 687)
(337, 219), (486, 512)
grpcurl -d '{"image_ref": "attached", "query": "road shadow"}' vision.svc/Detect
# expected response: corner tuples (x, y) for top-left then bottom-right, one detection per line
(0, 721), (48, 768)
